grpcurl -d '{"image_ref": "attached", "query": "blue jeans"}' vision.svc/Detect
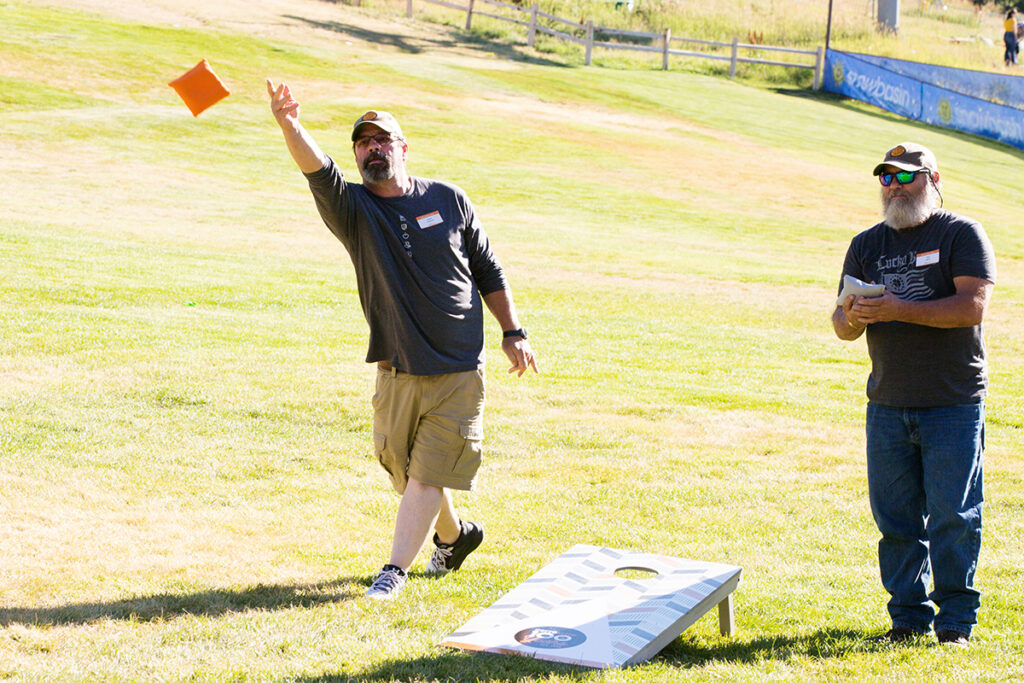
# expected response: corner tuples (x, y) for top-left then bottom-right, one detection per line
(866, 402), (984, 636)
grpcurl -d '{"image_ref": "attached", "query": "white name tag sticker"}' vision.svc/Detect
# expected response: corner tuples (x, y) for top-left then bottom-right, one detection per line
(916, 249), (940, 267)
(416, 211), (443, 229)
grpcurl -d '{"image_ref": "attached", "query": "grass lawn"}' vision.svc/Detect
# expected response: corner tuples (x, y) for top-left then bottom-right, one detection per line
(2, 0), (1023, 680)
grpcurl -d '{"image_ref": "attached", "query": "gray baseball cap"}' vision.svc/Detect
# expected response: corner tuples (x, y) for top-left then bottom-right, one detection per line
(351, 110), (404, 141)
(872, 142), (938, 176)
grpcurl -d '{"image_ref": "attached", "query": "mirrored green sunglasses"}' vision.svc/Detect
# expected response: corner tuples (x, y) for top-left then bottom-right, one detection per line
(879, 170), (928, 186)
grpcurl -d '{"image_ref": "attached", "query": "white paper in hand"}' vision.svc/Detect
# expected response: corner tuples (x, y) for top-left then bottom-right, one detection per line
(836, 274), (885, 307)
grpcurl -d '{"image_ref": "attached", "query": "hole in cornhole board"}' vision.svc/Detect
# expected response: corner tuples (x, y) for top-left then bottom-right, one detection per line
(613, 566), (659, 580)
(168, 59), (230, 117)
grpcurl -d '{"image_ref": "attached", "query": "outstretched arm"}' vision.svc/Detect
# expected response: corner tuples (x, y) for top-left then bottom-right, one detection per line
(482, 289), (539, 377)
(266, 79), (327, 174)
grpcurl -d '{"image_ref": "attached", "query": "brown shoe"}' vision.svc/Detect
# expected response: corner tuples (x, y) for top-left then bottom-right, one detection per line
(936, 629), (970, 648)
(867, 626), (920, 644)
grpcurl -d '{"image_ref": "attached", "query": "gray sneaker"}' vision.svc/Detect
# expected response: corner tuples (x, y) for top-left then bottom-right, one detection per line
(365, 565), (406, 599)
(425, 521), (483, 574)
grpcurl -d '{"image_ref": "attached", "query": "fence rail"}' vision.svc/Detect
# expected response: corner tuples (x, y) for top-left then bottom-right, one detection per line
(405, 0), (824, 87)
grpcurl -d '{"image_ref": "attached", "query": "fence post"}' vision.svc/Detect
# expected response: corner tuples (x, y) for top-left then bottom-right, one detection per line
(585, 20), (593, 66)
(813, 45), (824, 90)
(406, 0), (413, 19)
(662, 28), (671, 70)
(528, 3), (537, 47)
(466, 0), (475, 31)
(729, 36), (738, 78)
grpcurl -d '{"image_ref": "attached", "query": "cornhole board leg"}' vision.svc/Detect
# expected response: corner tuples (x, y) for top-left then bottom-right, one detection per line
(718, 594), (735, 636)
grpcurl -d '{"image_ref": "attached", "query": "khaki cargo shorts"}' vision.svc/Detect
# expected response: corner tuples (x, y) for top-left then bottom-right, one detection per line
(371, 367), (485, 494)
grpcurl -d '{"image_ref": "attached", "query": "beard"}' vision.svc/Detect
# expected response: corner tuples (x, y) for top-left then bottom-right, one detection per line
(881, 181), (941, 230)
(360, 152), (395, 183)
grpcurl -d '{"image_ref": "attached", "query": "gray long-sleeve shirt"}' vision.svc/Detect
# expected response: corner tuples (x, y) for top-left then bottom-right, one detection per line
(305, 157), (508, 375)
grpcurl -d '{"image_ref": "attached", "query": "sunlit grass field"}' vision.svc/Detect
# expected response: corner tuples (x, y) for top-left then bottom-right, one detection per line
(2, 0), (1023, 680)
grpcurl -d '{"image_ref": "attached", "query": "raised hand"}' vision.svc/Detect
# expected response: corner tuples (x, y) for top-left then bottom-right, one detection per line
(266, 79), (300, 128)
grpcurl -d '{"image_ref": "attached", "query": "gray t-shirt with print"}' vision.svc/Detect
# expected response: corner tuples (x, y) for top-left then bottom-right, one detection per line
(305, 156), (508, 376)
(840, 210), (996, 407)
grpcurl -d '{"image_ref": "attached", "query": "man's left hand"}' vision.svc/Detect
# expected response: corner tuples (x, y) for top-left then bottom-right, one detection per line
(502, 337), (539, 377)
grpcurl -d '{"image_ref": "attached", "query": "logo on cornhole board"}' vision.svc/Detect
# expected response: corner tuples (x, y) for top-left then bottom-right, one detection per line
(168, 59), (230, 117)
(440, 544), (742, 669)
(514, 627), (587, 649)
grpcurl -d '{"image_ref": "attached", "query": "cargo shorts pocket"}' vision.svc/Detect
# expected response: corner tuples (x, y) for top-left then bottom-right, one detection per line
(451, 419), (483, 481)
(375, 432), (407, 493)
(373, 432), (393, 475)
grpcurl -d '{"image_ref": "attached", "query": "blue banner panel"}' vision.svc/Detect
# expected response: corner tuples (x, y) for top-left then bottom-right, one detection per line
(921, 85), (1024, 150)
(824, 50), (1024, 151)
(824, 51), (921, 120)
(853, 53), (1024, 110)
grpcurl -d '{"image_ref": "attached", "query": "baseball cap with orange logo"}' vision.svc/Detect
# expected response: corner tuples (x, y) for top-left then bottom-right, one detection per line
(351, 111), (404, 141)
(872, 142), (938, 176)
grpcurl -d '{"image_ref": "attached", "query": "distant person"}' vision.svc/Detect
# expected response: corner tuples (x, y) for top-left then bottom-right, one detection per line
(1004, 8), (1018, 66)
(832, 143), (996, 648)
(266, 80), (539, 600)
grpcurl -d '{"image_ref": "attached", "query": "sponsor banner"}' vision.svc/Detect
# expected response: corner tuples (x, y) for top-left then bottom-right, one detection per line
(853, 52), (1024, 110)
(825, 50), (921, 120)
(921, 84), (1024, 150)
(825, 50), (1024, 151)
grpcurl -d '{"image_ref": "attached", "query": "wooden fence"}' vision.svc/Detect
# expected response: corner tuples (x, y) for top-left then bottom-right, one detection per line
(403, 0), (825, 88)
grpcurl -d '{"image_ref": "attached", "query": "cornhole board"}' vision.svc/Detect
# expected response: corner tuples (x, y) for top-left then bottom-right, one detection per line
(439, 544), (742, 669)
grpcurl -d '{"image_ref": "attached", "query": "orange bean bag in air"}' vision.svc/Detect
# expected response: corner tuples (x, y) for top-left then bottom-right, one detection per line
(168, 59), (231, 117)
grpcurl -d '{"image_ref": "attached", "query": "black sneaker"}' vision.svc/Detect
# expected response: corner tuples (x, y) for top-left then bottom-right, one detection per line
(867, 626), (920, 644)
(365, 564), (407, 600)
(425, 520), (483, 574)
(936, 629), (970, 648)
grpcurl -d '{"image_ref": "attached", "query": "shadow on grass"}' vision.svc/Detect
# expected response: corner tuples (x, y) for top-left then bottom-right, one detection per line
(0, 578), (363, 627)
(284, 14), (566, 67)
(659, 626), (870, 664)
(298, 627), (874, 681)
(302, 649), (581, 682)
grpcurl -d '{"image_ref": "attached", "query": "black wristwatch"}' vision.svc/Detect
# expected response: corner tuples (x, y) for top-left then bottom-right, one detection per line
(503, 327), (527, 340)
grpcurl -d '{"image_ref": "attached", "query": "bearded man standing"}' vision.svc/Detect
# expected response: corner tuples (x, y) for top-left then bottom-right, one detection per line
(832, 143), (996, 648)
(267, 80), (539, 600)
